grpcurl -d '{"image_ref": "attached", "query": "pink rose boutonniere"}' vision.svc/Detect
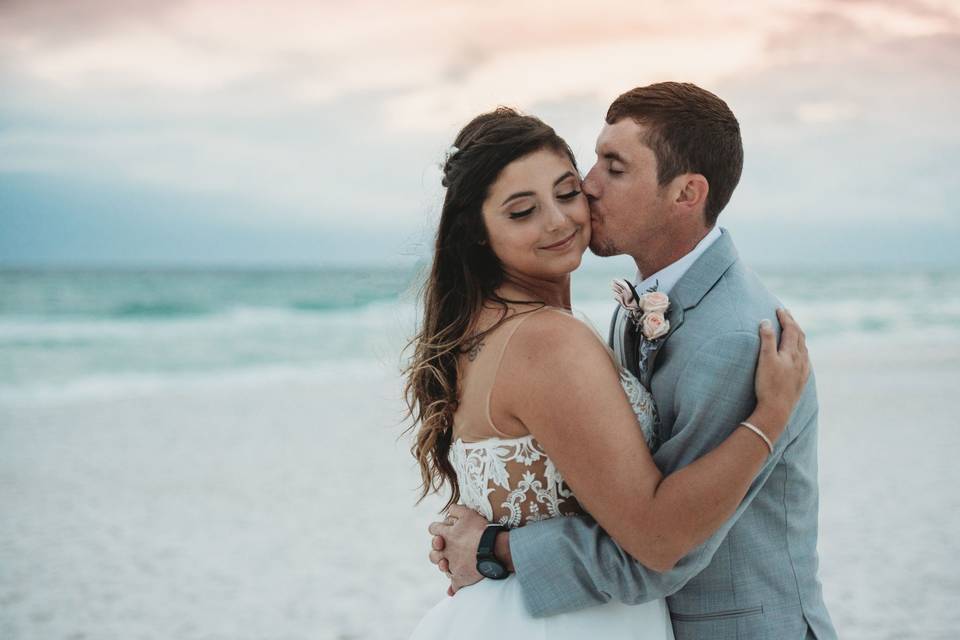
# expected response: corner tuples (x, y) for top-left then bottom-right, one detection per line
(641, 291), (669, 315)
(640, 311), (669, 340)
(611, 278), (671, 340)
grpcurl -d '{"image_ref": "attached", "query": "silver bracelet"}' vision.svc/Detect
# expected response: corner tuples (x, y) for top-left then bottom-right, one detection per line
(739, 421), (774, 455)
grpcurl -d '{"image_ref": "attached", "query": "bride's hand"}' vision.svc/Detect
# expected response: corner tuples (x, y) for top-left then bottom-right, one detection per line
(751, 308), (810, 443)
(427, 504), (488, 595)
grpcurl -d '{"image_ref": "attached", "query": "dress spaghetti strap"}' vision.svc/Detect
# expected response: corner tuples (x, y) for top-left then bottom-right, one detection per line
(455, 305), (598, 442)
(481, 307), (552, 437)
(453, 306), (563, 442)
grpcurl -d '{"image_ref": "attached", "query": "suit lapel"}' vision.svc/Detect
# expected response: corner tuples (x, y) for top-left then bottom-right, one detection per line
(608, 303), (621, 351)
(622, 314), (641, 377)
(610, 304), (637, 375)
(638, 228), (741, 387)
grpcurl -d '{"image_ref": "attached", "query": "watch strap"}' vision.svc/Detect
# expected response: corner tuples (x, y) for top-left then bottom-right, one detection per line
(478, 523), (506, 557)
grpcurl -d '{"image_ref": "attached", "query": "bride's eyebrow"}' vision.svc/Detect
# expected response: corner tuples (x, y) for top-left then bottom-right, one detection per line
(501, 171), (578, 206)
(501, 190), (535, 206)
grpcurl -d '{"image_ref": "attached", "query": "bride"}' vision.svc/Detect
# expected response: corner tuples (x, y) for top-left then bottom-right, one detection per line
(403, 108), (809, 639)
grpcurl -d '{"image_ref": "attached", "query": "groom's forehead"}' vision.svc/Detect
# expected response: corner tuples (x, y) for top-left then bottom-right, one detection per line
(595, 119), (647, 156)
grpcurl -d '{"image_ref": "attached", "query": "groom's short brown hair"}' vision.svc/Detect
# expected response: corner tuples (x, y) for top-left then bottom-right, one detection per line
(606, 82), (743, 226)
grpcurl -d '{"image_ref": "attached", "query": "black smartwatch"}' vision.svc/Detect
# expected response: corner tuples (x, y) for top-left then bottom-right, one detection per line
(476, 524), (509, 580)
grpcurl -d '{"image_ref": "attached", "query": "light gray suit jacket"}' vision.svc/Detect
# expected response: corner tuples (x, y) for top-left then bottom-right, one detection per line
(509, 229), (836, 640)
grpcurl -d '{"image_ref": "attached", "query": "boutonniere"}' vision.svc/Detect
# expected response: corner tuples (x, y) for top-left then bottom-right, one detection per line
(611, 278), (671, 340)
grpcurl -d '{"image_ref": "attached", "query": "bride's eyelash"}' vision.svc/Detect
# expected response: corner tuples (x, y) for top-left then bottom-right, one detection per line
(509, 189), (580, 219)
(509, 207), (535, 219)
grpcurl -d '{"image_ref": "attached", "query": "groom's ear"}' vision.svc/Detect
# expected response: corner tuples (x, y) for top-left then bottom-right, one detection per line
(673, 173), (709, 216)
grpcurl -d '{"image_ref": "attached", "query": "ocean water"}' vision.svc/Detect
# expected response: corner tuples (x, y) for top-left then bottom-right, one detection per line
(0, 268), (418, 404)
(2, 265), (960, 405)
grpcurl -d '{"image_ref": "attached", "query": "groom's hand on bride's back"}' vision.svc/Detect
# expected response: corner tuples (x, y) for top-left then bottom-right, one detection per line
(427, 504), (488, 596)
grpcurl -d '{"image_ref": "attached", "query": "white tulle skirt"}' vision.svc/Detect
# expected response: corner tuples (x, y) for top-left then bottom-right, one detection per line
(409, 575), (675, 639)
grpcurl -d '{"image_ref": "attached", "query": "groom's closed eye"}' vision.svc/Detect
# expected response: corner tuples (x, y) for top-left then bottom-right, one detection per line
(601, 151), (626, 174)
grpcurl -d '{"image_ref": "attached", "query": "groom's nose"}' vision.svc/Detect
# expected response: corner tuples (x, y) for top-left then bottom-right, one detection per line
(582, 166), (600, 199)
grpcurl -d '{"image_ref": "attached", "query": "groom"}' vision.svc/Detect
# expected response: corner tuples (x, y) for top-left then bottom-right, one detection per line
(428, 82), (836, 639)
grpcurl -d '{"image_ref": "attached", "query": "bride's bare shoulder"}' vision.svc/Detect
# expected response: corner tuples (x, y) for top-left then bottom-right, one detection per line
(509, 307), (612, 366)
(495, 308), (621, 419)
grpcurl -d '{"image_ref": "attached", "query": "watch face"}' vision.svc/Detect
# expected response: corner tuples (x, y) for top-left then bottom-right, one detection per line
(478, 559), (507, 579)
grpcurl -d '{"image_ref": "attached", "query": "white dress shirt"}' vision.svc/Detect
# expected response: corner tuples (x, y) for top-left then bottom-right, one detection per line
(635, 226), (722, 295)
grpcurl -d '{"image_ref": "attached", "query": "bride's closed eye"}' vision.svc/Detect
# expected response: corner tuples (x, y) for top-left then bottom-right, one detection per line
(509, 190), (580, 219)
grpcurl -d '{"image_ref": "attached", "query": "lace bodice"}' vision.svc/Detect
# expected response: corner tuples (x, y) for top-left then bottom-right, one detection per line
(449, 368), (658, 528)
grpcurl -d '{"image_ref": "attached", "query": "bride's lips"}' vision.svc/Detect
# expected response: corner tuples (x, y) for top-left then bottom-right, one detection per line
(540, 229), (579, 251)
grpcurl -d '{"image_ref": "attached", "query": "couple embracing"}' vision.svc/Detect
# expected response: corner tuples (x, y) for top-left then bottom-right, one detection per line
(404, 82), (836, 640)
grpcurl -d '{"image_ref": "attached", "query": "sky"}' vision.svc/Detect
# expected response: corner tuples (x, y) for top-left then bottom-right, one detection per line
(1, 0), (958, 267)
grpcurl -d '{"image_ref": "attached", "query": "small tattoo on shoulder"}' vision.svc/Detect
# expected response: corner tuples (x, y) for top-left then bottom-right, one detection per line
(467, 340), (485, 361)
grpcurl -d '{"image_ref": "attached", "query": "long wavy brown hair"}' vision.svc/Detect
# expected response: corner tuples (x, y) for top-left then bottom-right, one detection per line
(403, 107), (577, 510)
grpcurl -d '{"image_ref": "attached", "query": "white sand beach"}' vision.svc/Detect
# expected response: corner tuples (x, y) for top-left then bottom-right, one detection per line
(1, 335), (958, 640)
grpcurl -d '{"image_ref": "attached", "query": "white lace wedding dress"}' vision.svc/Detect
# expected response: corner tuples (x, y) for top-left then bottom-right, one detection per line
(409, 308), (675, 640)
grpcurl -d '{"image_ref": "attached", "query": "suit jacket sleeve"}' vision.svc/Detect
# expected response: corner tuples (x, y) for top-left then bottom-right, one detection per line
(508, 329), (816, 617)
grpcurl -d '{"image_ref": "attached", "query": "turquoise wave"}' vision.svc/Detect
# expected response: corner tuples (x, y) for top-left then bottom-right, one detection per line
(112, 301), (214, 318)
(2, 266), (959, 398)
(0, 268), (417, 319)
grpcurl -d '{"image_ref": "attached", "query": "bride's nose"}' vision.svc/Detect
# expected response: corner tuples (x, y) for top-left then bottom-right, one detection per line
(543, 200), (567, 232)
